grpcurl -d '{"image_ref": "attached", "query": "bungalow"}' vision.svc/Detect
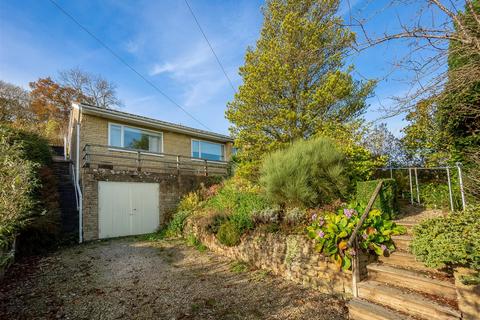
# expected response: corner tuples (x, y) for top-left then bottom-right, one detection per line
(66, 103), (234, 242)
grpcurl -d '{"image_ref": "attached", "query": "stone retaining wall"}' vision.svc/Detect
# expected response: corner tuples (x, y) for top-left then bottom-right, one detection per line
(185, 220), (372, 296)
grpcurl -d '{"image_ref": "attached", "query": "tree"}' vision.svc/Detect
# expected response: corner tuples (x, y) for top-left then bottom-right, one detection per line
(226, 0), (374, 179)
(364, 123), (406, 167)
(59, 68), (121, 109)
(0, 81), (32, 123)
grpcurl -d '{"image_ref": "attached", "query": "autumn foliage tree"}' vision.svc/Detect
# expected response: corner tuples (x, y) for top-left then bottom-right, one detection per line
(226, 0), (374, 179)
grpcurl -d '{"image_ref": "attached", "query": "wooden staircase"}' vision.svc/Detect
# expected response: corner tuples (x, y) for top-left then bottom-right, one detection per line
(348, 218), (461, 320)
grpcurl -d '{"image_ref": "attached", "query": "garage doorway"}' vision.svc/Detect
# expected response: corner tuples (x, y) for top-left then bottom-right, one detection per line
(98, 181), (160, 238)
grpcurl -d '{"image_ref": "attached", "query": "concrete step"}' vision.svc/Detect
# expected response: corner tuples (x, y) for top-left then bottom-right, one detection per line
(358, 281), (461, 320)
(378, 251), (437, 273)
(348, 298), (408, 320)
(367, 263), (456, 301)
(392, 235), (412, 252)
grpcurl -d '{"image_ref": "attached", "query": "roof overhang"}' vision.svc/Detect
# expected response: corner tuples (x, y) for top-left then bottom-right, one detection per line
(73, 103), (234, 143)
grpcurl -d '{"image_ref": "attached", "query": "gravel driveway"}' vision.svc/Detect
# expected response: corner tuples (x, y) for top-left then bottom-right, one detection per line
(0, 237), (347, 320)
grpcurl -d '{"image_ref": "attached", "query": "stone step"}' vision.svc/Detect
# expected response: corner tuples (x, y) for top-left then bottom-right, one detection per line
(367, 263), (456, 301)
(348, 298), (408, 320)
(358, 281), (460, 319)
(378, 251), (437, 273)
(392, 235), (412, 252)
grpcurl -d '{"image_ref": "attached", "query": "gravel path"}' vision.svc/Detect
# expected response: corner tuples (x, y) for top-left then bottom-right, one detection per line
(0, 238), (347, 320)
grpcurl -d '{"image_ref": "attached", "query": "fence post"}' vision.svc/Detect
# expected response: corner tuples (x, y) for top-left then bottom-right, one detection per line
(446, 167), (454, 211)
(136, 151), (141, 171)
(204, 160), (208, 177)
(414, 167), (420, 204)
(456, 162), (466, 210)
(390, 167), (393, 179)
(352, 238), (360, 298)
(409, 168), (414, 204)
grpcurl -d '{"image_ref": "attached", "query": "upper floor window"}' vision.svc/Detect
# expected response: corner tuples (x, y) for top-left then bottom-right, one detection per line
(192, 139), (225, 161)
(108, 123), (163, 153)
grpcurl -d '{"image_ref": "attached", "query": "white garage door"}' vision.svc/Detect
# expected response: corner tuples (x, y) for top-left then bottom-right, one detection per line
(98, 181), (160, 239)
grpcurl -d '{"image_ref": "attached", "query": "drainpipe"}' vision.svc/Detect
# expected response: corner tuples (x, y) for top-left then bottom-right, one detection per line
(76, 123), (83, 243)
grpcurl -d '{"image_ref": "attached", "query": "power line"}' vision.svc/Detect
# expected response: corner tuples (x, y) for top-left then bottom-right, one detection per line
(47, 0), (212, 131)
(184, 0), (237, 94)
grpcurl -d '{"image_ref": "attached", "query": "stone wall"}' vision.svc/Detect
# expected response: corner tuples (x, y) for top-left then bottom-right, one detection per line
(81, 168), (212, 241)
(184, 220), (372, 296)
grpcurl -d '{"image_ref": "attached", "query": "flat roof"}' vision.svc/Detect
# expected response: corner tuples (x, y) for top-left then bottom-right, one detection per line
(74, 102), (234, 143)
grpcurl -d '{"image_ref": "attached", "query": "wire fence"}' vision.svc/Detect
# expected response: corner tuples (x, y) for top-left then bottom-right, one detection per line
(373, 163), (466, 212)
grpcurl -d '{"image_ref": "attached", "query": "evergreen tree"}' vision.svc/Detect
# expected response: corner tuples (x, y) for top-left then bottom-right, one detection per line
(226, 0), (374, 178)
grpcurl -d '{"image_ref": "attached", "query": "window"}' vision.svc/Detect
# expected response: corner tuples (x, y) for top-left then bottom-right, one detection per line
(191, 140), (224, 161)
(108, 123), (162, 153)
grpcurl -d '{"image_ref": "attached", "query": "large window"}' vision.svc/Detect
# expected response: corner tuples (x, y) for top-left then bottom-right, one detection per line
(192, 140), (225, 161)
(108, 123), (162, 153)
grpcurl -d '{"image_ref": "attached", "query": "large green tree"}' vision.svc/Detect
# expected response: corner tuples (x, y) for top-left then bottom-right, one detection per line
(226, 0), (374, 178)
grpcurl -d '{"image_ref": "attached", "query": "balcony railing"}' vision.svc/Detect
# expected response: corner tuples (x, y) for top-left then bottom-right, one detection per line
(82, 144), (229, 176)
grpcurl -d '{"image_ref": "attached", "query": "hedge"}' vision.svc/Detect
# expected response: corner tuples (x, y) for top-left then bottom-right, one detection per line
(356, 179), (398, 217)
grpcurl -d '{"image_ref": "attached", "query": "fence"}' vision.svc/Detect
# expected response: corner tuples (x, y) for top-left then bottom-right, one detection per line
(81, 144), (229, 177)
(374, 163), (466, 211)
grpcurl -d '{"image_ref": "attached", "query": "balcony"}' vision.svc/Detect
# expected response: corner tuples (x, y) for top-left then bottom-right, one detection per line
(82, 144), (229, 176)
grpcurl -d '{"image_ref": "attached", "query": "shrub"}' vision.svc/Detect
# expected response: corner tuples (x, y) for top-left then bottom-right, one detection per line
(411, 206), (480, 272)
(306, 203), (405, 270)
(419, 182), (462, 211)
(283, 207), (306, 226)
(177, 191), (202, 212)
(164, 210), (191, 237)
(0, 125), (51, 165)
(356, 179), (398, 218)
(216, 221), (241, 246)
(206, 177), (269, 239)
(260, 137), (349, 207)
(252, 207), (281, 225)
(0, 137), (38, 252)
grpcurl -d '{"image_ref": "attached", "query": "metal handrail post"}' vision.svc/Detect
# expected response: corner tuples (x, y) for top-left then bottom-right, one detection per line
(456, 162), (466, 210)
(408, 168), (413, 204)
(446, 167), (454, 211)
(414, 168), (420, 204)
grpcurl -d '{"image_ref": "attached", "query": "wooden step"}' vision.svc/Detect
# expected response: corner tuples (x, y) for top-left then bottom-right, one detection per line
(394, 220), (416, 234)
(379, 251), (437, 273)
(348, 298), (408, 320)
(392, 235), (412, 252)
(358, 281), (461, 320)
(367, 263), (457, 301)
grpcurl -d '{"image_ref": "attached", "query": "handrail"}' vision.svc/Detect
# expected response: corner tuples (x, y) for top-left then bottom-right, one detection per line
(70, 163), (79, 210)
(347, 180), (384, 248)
(348, 180), (383, 298)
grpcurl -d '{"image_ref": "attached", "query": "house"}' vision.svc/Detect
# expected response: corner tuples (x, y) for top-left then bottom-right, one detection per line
(66, 102), (234, 242)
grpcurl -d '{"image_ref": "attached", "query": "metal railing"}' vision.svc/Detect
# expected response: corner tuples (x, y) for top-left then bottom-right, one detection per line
(348, 180), (384, 298)
(376, 163), (466, 211)
(81, 144), (229, 176)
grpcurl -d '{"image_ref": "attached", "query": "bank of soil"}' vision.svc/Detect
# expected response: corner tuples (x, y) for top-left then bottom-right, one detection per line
(0, 238), (347, 320)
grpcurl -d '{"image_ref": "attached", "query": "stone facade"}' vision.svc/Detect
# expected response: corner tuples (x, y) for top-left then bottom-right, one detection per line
(81, 168), (213, 241)
(184, 220), (373, 296)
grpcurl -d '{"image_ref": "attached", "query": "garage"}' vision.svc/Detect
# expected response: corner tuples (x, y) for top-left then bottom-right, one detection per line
(98, 181), (160, 239)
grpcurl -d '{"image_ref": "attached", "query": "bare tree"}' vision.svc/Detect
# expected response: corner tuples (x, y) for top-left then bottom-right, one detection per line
(348, 0), (479, 116)
(0, 80), (32, 123)
(59, 68), (122, 109)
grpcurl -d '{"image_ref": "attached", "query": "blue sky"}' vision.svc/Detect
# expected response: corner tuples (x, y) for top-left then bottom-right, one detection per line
(0, 0), (452, 136)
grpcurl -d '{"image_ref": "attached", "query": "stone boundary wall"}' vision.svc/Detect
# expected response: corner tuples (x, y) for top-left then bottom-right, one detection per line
(184, 220), (372, 296)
